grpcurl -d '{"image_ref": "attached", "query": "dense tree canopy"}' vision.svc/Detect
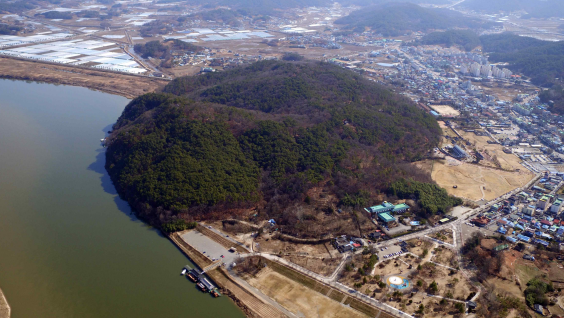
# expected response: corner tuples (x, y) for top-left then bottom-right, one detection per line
(540, 86), (564, 115)
(106, 60), (444, 233)
(35, 11), (73, 19)
(0, 23), (22, 35)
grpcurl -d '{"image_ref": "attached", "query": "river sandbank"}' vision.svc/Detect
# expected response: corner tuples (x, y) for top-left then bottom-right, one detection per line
(0, 56), (168, 99)
(0, 288), (10, 318)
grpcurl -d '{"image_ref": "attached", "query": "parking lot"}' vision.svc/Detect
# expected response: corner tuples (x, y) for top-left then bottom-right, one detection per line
(180, 230), (237, 266)
(377, 245), (403, 260)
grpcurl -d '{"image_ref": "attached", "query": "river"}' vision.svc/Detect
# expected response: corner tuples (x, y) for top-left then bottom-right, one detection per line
(0, 79), (245, 318)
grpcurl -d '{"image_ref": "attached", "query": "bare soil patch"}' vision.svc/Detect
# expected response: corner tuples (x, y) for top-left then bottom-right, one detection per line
(284, 255), (340, 276)
(372, 255), (417, 277)
(431, 246), (458, 268)
(255, 238), (333, 258)
(430, 229), (454, 245)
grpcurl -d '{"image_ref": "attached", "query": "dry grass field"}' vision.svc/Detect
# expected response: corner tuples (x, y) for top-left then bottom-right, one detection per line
(431, 159), (533, 201)
(459, 131), (524, 171)
(429, 105), (460, 117)
(430, 126), (534, 201)
(247, 268), (369, 318)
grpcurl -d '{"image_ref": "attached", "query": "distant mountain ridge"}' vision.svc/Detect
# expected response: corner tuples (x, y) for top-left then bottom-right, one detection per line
(334, 2), (499, 36)
(456, 0), (564, 18)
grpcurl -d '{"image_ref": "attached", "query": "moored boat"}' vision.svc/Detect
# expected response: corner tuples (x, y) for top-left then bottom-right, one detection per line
(211, 288), (221, 298)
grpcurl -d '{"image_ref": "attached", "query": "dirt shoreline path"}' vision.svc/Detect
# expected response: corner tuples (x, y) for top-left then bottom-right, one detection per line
(0, 56), (168, 99)
(0, 287), (10, 318)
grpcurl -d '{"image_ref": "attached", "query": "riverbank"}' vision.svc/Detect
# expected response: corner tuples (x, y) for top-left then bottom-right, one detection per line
(0, 287), (10, 318)
(169, 232), (286, 318)
(0, 56), (168, 99)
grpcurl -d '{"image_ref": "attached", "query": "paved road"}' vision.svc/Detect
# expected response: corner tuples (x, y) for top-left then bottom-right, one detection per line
(374, 173), (542, 249)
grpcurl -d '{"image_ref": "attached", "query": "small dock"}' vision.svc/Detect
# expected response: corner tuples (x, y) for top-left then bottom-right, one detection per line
(182, 264), (221, 297)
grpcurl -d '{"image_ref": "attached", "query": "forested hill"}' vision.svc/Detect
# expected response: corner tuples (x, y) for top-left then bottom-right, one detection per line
(334, 2), (498, 36)
(480, 33), (564, 86)
(540, 86), (564, 116)
(418, 30), (481, 51)
(106, 60), (445, 236)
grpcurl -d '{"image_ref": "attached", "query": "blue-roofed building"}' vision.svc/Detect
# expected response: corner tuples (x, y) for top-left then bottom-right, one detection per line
(517, 234), (531, 242)
(541, 233), (552, 240)
(365, 202), (394, 214)
(515, 224), (524, 231)
(365, 202), (409, 214)
(378, 212), (396, 225)
(498, 227), (507, 234)
(534, 239), (549, 246)
(506, 236), (518, 243)
(392, 203), (410, 213)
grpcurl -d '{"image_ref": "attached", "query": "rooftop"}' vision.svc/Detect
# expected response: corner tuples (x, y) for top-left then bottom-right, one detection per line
(378, 212), (396, 223)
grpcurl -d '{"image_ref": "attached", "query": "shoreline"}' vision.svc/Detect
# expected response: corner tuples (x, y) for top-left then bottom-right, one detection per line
(168, 232), (285, 318)
(0, 56), (168, 99)
(0, 287), (10, 318)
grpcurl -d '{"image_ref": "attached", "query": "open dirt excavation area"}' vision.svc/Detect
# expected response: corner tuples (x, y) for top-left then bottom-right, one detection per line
(0, 57), (167, 99)
(247, 268), (368, 318)
(431, 159), (533, 201)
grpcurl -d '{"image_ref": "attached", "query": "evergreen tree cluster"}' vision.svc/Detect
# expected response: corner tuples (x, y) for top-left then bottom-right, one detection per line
(389, 179), (462, 216)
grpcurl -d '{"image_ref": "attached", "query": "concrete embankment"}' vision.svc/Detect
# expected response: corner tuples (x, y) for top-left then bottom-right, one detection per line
(168, 232), (286, 318)
(0, 287), (10, 318)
